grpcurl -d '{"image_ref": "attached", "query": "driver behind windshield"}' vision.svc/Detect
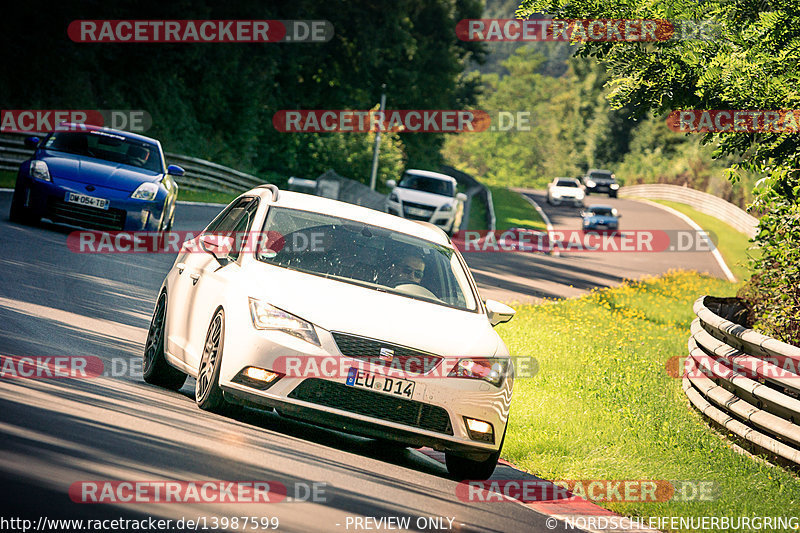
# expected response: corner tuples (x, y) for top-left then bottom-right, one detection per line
(386, 252), (426, 287)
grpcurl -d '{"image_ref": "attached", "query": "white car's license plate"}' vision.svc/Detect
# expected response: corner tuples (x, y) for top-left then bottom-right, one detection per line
(346, 368), (415, 399)
(405, 207), (430, 217)
(65, 192), (109, 210)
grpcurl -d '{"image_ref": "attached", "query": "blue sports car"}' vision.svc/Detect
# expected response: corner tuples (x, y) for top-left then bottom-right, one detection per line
(581, 204), (620, 231)
(9, 125), (183, 231)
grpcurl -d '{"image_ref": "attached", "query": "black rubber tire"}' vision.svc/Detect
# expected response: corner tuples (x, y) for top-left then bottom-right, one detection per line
(445, 426), (506, 480)
(8, 190), (38, 225)
(609, 191), (618, 198)
(143, 291), (187, 390)
(195, 308), (227, 412)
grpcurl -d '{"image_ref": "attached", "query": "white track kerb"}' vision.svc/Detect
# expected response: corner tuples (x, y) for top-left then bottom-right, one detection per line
(635, 199), (737, 282)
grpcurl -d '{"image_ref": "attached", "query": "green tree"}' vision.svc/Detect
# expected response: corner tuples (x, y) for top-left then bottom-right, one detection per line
(518, 0), (800, 341)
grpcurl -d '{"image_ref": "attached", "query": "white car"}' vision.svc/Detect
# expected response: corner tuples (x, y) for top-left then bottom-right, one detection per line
(143, 184), (516, 479)
(385, 169), (467, 234)
(546, 177), (585, 207)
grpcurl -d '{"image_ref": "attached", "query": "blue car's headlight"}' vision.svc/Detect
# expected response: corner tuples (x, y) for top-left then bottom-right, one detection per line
(30, 160), (51, 182)
(131, 182), (159, 201)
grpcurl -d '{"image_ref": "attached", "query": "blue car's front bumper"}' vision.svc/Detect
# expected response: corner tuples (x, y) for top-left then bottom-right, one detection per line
(583, 219), (618, 230)
(15, 174), (166, 231)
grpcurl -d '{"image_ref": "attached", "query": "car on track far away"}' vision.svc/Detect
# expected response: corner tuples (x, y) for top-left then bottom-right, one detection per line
(9, 125), (183, 231)
(546, 177), (585, 207)
(144, 184), (516, 479)
(581, 204), (620, 231)
(385, 169), (467, 234)
(582, 169), (620, 197)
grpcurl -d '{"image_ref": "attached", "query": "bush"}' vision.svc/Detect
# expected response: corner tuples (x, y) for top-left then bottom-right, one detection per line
(737, 170), (800, 345)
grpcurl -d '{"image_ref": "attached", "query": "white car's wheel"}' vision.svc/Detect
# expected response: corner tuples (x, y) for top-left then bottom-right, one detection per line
(143, 291), (186, 390)
(196, 308), (227, 412)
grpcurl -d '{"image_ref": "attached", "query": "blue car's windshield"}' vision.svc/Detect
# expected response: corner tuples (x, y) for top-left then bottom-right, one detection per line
(44, 130), (164, 173)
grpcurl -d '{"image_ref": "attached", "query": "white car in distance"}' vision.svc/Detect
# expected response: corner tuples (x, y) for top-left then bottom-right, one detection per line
(385, 169), (467, 235)
(143, 184), (516, 479)
(546, 177), (585, 207)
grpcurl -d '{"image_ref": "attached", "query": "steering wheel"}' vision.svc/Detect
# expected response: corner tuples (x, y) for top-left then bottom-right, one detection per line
(393, 283), (440, 301)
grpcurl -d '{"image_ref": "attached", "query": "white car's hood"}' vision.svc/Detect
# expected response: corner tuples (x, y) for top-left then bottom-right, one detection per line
(394, 187), (455, 208)
(246, 262), (499, 357)
(550, 186), (583, 196)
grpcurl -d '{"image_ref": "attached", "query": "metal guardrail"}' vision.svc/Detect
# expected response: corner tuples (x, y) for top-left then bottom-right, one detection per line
(0, 132), (261, 193)
(684, 296), (800, 465)
(439, 165), (495, 231)
(620, 184), (758, 238)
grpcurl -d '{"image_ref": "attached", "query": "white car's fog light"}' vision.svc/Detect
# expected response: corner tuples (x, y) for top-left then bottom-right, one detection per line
(233, 366), (282, 390)
(248, 297), (321, 346)
(464, 417), (494, 443)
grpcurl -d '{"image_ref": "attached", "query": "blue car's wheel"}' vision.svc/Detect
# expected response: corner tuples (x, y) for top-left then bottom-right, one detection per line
(9, 188), (39, 225)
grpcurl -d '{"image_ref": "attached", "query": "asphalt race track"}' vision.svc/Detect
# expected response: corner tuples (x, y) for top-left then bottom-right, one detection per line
(0, 191), (580, 533)
(462, 189), (726, 304)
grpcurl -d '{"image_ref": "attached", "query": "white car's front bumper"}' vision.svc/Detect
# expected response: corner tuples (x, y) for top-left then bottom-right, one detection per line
(218, 326), (512, 460)
(386, 198), (456, 232)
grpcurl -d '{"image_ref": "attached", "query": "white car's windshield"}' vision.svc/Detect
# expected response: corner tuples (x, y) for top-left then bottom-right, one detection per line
(256, 207), (477, 311)
(398, 174), (455, 197)
(556, 179), (579, 187)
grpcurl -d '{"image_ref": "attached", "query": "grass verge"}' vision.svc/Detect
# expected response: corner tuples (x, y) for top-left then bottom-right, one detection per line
(177, 188), (243, 205)
(498, 271), (800, 528)
(650, 200), (756, 282)
(0, 170), (17, 188)
(490, 186), (546, 231)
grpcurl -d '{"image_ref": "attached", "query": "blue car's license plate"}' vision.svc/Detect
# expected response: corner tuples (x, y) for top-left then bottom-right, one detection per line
(66, 192), (109, 210)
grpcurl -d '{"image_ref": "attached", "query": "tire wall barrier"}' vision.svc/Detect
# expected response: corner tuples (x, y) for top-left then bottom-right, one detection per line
(684, 295), (800, 465)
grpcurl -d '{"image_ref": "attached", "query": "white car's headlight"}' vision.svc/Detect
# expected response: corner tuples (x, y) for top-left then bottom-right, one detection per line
(30, 160), (51, 181)
(439, 203), (453, 212)
(131, 182), (159, 201)
(551, 190), (562, 197)
(389, 192), (399, 202)
(586, 179), (596, 187)
(248, 298), (320, 346)
(610, 183), (620, 189)
(448, 357), (509, 387)
(576, 190), (585, 199)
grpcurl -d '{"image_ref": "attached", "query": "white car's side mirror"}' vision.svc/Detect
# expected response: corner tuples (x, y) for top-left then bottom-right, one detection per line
(485, 299), (515, 326)
(386, 179), (397, 189)
(200, 234), (235, 264)
(456, 192), (467, 202)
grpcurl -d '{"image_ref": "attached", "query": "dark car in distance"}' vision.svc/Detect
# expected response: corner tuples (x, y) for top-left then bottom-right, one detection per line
(582, 169), (620, 198)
